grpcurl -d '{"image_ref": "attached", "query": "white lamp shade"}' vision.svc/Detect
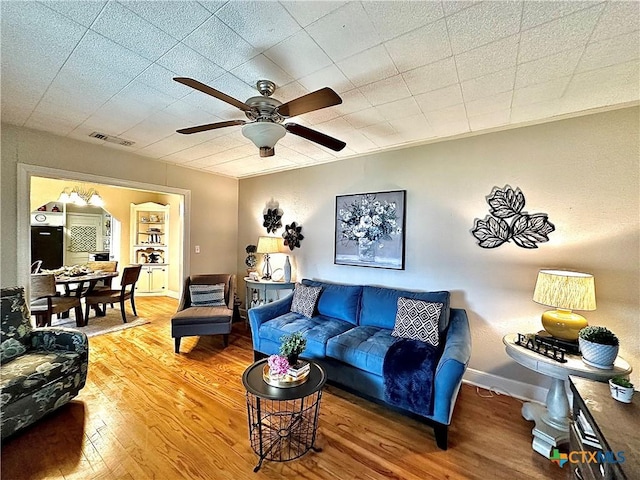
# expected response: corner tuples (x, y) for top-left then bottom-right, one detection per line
(257, 236), (281, 254)
(88, 193), (104, 206)
(533, 270), (596, 311)
(242, 122), (286, 149)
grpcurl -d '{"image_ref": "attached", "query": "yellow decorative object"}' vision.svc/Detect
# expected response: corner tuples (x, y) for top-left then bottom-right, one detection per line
(533, 270), (596, 341)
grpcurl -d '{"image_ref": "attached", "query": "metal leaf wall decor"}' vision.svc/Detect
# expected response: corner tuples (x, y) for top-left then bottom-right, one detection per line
(471, 185), (555, 249)
(282, 222), (304, 250)
(263, 207), (283, 233)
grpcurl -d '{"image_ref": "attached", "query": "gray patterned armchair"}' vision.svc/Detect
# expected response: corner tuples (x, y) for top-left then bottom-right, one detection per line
(1, 286), (89, 440)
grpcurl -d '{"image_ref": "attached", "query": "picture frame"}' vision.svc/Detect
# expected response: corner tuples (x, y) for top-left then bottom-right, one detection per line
(334, 190), (406, 270)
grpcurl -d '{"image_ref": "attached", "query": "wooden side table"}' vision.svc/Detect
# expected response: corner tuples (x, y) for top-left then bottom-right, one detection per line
(503, 333), (632, 458)
(244, 278), (294, 310)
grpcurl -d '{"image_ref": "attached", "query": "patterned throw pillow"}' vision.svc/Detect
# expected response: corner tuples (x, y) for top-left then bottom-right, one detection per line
(290, 283), (322, 318)
(1, 286), (32, 364)
(189, 284), (225, 307)
(391, 297), (442, 347)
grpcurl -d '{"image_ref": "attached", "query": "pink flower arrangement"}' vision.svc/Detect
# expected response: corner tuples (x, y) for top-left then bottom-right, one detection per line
(267, 354), (290, 376)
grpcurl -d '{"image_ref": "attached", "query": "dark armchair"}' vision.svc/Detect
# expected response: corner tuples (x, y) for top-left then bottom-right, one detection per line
(171, 274), (236, 353)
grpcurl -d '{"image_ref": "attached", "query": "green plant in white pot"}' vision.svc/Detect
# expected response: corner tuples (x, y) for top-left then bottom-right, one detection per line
(609, 376), (635, 403)
(578, 326), (619, 369)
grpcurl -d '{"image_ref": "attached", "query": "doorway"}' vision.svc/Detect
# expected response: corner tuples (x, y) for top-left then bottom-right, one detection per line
(18, 164), (190, 298)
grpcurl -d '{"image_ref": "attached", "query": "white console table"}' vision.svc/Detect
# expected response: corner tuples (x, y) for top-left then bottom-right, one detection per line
(244, 278), (295, 311)
(502, 333), (631, 458)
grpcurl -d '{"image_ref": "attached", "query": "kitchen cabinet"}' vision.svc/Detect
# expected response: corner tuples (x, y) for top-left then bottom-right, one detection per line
(131, 202), (169, 296)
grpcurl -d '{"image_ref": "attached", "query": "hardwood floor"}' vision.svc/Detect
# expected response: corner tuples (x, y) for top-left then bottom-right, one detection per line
(1, 297), (569, 480)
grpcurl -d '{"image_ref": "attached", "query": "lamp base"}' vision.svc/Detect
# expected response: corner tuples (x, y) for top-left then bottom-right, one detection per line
(541, 309), (588, 341)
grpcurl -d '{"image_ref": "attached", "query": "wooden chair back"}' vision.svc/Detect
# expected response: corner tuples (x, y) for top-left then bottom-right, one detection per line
(121, 265), (142, 288)
(31, 260), (43, 274)
(87, 261), (118, 272)
(30, 274), (56, 300)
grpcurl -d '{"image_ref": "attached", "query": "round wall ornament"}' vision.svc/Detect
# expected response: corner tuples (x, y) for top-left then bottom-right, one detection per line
(282, 222), (304, 250)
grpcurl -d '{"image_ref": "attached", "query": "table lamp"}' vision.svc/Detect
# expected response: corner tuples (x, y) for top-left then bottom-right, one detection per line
(532, 269), (596, 341)
(257, 236), (280, 280)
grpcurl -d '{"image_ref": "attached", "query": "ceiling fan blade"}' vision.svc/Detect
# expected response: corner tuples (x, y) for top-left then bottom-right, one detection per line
(285, 123), (346, 151)
(173, 77), (252, 112)
(177, 120), (246, 135)
(277, 87), (342, 117)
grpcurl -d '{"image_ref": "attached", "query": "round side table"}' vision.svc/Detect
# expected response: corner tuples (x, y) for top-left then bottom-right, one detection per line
(242, 359), (327, 472)
(503, 333), (632, 458)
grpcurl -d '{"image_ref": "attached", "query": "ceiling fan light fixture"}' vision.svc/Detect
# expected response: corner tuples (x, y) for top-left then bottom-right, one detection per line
(242, 122), (286, 154)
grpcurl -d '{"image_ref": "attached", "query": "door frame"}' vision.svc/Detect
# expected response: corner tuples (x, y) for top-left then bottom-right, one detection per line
(17, 163), (190, 297)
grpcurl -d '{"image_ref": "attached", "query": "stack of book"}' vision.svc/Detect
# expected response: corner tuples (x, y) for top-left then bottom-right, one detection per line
(287, 360), (310, 379)
(575, 410), (602, 449)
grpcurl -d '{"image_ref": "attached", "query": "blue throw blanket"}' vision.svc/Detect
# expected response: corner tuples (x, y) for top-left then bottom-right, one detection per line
(383, 338), (440, 417)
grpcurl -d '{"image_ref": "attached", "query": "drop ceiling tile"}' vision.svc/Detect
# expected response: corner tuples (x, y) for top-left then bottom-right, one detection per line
(24, 110), (79, 136)
(312, 117), (352, 139)
(385, 19), (451, 72)
(591, 2), (640, 42)
(343, 107), (386, 129)
(92, 1), (177, 60)
(280, 135), (336, 161)
(162, 99), (223, 124)
(121, 111), (181, 147)
(80, 110), (148, 136)
(461, 67), (516, 102)
(455, 34), (519, 81)
(183, 15), (256, 71)
(336, 45), (398, 88)
(358, 74), (411, 106)
(563, 60), (640, 100)
(335, 88), (372, 115)
(513, 76), (570, 108)
(414, 84), (464, 113)
(301, 106), (342, 125)
(197, 1), (227, 14)
(215, 2), (300, 50)
(425, 103), (468, 125)
(306, 2), (381, 62)
(515, 47), (583, 88)
(339, 129), (380, 151)
(188, 144), (254, 167)
(231, 55), (294, 90)
(137, 63), (190, 99)
(363, 1), (444, 42)
(209, 72), (258, 103)
(468, 109), (511, 131)
(402, 57), (459, 96)
(299, 64), (354, 94)
(116, 81), (177, 111)
(280, 1), (346, 28)
(137, 133), (203, 157)
(359, 122), (398, 141)
(39, 0), (106, 27)
(264, 30), (332, 78)
(388, 112), (430, 135)
(157, 43), (224, 83)
(510, 100), (560, 124)
(0, 102), (31, 126)
(375, 97), (421, 122)
(431, 118), (470, 137)
(446, 1), (522, 54)
(521, 1), (596, 30)
(465, 91), (513, 117)
(119, 1), (212, 40)
(518, 4), (604, 63)
(577, 31), (640, 73)
(442, 1), (479, 17)
(366, 132), (407, 149)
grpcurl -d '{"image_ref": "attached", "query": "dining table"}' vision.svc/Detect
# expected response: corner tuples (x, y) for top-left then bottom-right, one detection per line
(55, 271), (119, 323)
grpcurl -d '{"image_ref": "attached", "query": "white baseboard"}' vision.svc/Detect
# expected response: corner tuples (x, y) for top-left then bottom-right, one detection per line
(463, 368), (548, 404)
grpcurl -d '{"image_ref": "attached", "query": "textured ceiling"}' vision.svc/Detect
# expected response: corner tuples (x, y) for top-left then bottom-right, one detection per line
(1, 1), (638, 178)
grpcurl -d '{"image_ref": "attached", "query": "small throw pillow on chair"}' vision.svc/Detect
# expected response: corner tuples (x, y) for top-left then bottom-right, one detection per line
(189, 284), (225, 307)
(391, 297), (442, 347)
(290, 283), (322, 318)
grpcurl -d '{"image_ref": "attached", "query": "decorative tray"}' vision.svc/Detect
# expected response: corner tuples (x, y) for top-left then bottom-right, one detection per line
(262, 364), (309, 388)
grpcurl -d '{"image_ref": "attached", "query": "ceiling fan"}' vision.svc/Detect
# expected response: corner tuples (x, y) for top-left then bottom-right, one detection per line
(174, 77), (347, 157)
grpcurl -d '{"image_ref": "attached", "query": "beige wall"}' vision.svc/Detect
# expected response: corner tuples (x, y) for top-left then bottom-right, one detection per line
(238, 107), (640, 390)
(1, 124), (239, 295)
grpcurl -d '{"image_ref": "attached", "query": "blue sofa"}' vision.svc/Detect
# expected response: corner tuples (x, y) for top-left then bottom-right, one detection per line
(249, 279), (471, 449)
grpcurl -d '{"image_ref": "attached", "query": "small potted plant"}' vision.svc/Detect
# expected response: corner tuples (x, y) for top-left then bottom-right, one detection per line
(578, 326), (619, 369)
(609, 376), (635, 403)
(279, 331), (307, 365)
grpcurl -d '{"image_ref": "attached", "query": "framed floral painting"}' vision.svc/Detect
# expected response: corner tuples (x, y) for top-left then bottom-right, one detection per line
(334, 190), (406, 269)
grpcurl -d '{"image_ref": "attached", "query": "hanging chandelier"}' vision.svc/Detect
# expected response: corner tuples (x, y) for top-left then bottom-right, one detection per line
(58, 186), (104, 207)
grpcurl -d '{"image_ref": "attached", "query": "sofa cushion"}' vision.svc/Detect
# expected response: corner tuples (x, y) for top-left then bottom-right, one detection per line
(392, 298), (442, 347)
(359, 286), (451, 333)
(189, 284), (225, 306)
(1, 287), (33, 364)
(326, 326), (399, 376)
(259, 313), (354, 357)
(290, 283), (322, 318)
(171, 306), (231, 325)
(302, 279), (362, 325)
(0, 350), (84, 405)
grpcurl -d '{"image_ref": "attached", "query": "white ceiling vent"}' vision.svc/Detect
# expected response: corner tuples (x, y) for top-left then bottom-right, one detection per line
(89, 131), (135, 147)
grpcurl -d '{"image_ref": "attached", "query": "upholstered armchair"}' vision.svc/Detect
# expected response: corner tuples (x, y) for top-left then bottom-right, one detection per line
(1, 286), (89, 440)
(171, 274), (236, 353)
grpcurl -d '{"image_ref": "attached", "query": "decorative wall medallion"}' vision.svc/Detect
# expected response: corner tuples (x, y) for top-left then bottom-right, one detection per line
(245, 244), (257, 269)
(263, 202), (283, 233)
(471, 185), (555, 249)
(282, 222), (304, 250)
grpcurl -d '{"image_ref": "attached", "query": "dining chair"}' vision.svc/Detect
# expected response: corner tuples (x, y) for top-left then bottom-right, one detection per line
(30, 260), (43, 274)
(30, 273), (84, 327)
(84, 265), (142, 323)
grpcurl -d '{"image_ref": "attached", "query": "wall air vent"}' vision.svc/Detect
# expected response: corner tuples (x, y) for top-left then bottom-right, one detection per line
(89, 131), (135, 147)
